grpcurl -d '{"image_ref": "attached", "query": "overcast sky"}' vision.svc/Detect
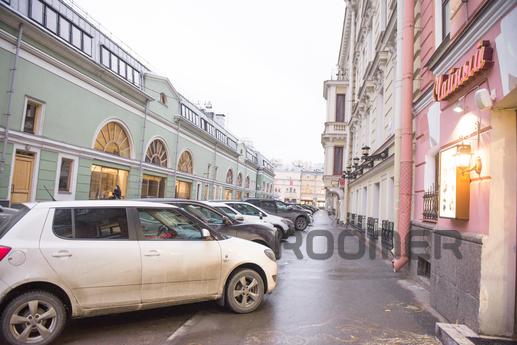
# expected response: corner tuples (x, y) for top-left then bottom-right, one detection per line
(73, 0), (345, 165)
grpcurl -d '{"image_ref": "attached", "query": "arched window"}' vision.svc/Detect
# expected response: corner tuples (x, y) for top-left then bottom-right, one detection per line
(237, 173), (242, 187)
(178, 151), (193, 174)
(94, 122), (131, 158)
(145, 139), (168, 167)
(226, 169), (233, 184)
(245, 176), (250, 188)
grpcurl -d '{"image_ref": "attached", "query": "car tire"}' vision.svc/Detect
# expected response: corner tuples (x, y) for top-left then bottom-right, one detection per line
(1, 290), (67, 345)
(274, 225), (288, 240)
(295, 216), (308, 231)
(225, 269), (265, 314)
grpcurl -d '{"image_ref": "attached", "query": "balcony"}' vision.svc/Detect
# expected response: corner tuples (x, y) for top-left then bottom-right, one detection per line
(423, 185), (439, 222)
(381, 220), (394, 251)
(321, 122), (347, 146)
(367, 217), (379, 240)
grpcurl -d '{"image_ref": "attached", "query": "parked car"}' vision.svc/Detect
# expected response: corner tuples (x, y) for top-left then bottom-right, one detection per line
(222, 201), (295, 239)
(245, 199), (312, 231)
(0, 201), (277, 345)
(202, 201), (272, 226)
(141, 199), (281, 259)
(300, 204), (318, 214)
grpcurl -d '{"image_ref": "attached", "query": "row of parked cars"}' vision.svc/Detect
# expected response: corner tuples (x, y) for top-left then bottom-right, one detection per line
(0, 198), (315, 345)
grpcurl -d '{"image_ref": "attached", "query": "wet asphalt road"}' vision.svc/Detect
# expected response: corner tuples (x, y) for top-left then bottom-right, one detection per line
(58, 212), (440, 345)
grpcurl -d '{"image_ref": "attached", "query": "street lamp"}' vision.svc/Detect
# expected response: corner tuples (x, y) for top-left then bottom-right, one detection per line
(353, 157), (360, 167)
(361, 146), (370, 157)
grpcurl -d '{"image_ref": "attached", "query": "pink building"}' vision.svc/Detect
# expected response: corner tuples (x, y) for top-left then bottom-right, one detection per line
(412, 0), (517, 337)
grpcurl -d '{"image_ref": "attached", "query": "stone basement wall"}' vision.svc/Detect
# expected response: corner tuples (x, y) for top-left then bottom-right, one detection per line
(410, 222), (483, 332)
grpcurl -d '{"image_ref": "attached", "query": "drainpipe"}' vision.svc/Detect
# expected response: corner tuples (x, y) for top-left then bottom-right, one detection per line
(1, 24), (23, 174)
(393, 0), (414, 272)
(138, 93), (150, 197)
(172, 118), (181, 198)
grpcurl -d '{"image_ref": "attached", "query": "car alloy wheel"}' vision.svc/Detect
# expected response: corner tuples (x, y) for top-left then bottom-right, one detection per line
(295, 216), (308, 231)
(226, 269), (264, 313)
(2, 291), (66, 345)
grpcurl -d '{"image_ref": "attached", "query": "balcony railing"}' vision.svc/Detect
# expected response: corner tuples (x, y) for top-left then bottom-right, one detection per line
(357, 215), (365, 233)
(381, 220), (394, 250)
(423, 184), (439, 222)
(367, 217), (379, 240)
(351, 213), (356, 226)
(324, 122), (346, 135)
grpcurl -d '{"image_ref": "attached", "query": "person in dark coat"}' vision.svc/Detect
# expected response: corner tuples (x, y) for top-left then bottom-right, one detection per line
(113, 185), (122, 199)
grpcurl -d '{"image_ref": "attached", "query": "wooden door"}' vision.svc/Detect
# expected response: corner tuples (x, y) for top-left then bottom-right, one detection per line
(11, 153), (35, 204)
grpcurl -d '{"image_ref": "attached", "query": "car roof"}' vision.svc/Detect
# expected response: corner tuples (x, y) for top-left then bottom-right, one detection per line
(28, 200), (178, 209)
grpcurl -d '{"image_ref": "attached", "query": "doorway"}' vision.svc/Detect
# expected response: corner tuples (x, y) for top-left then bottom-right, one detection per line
(11, 151), (35, 204)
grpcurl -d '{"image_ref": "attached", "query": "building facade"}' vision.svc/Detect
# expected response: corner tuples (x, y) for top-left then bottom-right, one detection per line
(300, 170), (325, 207)
(0, 0), (274, 206)
(322, 0), (398, 238)
(273, 170), (301, 203)
(411, 0), (517, 336)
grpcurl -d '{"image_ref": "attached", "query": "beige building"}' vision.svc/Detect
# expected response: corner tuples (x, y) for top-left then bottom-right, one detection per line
(300, 170), (325, 207)
(273, 170), (301, 203)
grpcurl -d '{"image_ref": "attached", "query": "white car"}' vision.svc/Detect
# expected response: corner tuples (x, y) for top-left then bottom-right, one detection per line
(0, 201), (277, 345)
(202, 201), (275, 228)
(223, 202), (295, 239)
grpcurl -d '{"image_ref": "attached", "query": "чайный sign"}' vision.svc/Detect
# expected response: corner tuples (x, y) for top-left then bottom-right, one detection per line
(433, 40), (493, 101)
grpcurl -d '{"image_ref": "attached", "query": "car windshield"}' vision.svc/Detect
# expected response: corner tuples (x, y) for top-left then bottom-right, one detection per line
(229, 203), (262, 216)
(0, 206), (30, 239)
(138, 208), (202, 240)
(276, 201), (290, 212)
(215, 206), (237, 219)
(182, 204), (225, 225)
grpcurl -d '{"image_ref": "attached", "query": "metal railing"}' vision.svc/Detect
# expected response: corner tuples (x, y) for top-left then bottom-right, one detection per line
(367, 217), (379, 239)
(423, 184), (439, 222)
(381, 220), (394, 250)
(351, 213), (356, 227)
(357, 215), (365, 233)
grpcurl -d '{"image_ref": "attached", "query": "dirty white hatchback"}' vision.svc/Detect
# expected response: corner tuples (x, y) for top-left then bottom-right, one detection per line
(0, 201), (277, 345)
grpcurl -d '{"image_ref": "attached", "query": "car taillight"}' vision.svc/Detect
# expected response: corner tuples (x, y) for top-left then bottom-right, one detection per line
(0, 246), (11, 261)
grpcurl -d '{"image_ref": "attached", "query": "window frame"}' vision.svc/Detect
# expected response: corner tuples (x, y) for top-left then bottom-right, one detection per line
(51, 207), (136, 241)
(58, 158), (74, 193)
(21, 97), (45, 135)
(442, 0), (451, 40)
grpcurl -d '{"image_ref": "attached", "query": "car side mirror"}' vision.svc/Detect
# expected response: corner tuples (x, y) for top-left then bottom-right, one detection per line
(223, 216), (232, 225)
(235, 214), (244, 221)
(260, 212), (267, 218)
(201, 228), (211, 239)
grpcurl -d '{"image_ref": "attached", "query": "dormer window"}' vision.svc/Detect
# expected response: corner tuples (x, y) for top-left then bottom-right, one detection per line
(160, 93), (167, 105)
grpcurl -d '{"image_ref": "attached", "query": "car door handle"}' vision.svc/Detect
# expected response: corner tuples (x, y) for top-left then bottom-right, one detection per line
(144, 250), (160, 257)
(51, 250), (72, 258)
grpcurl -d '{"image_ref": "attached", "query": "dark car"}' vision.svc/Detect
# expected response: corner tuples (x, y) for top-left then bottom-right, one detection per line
(141, 199), (281, 259)
(245, 199), (312, 231)
(300, 204), (318, 213)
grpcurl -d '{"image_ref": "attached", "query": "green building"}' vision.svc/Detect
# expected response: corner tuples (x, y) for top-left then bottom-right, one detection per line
(0, 0), (274, 206)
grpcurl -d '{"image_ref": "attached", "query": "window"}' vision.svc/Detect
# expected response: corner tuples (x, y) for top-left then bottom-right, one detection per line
(53, 208), (129, 240)
(138, 208), (202, 240)
(245, 176), (250, 189)
(237, 173), (242, 187)
(215, 206), (238, 219)
(226, 169), (234, 184)
(336, 94), (346, 122)
(141, 175), (166, 198)
(145, 139), (168, 167)
(261, 200), (276, 213)
(442, 0), (450, 39)
(175, 180), (192, 199)
(333, 146), (344, 175)
(178, 151), (193, 173)
(58, 158), (73, 193)
(229, 203), (261, 216)
(71, 26), (82, 49)
(182, 204), (225, 225)
(45, 7), (58, 33)
(224, 189), (233, 200)
(160, 93), (167, 104)
(94, 122), (131, 158)
(100, 46), (141, 86)
(58, 17), (70, 41)
(30, 0), (44, 24)
(89, 165), (128, 200)
(82, 34), (92, 56)
(276, 201), (289, 212)
(23, 100), (42, 134)
(101, 46), (110, 68)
